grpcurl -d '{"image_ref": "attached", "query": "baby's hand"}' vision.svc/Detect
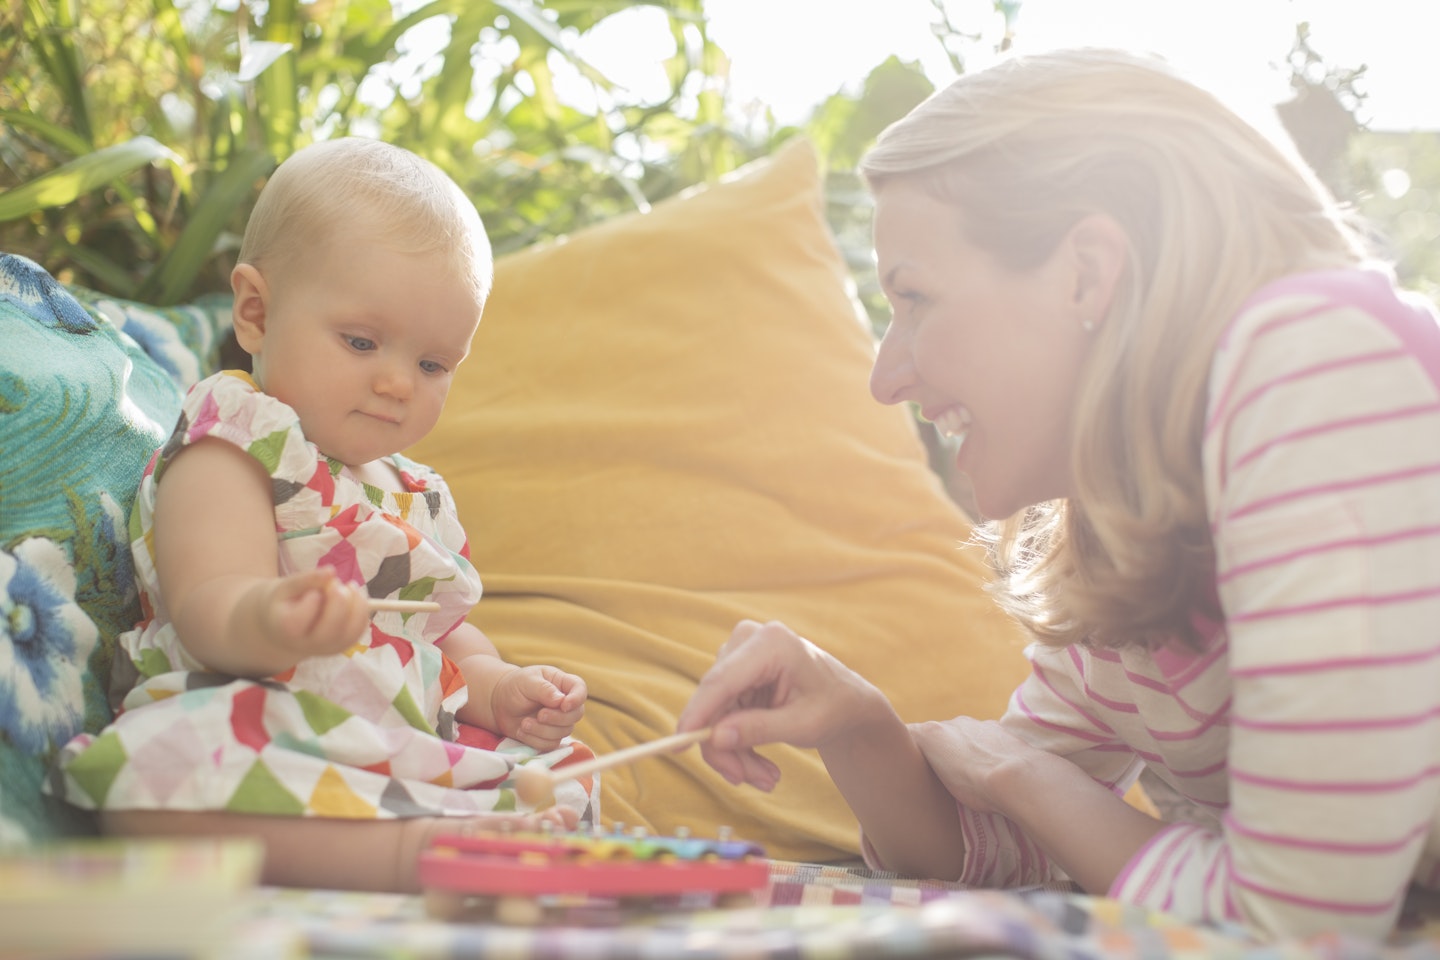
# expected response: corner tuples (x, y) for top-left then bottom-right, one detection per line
(258, 570), (371, 661)
(489, 665), (587, 752)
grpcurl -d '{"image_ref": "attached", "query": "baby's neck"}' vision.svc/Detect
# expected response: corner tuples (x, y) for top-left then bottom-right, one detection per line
(345, 457), (405, 492)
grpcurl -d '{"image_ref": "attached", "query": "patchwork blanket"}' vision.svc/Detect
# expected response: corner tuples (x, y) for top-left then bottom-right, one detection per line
(243, 860), (1440, 959)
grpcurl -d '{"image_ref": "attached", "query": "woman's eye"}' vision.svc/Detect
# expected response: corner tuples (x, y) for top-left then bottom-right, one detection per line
(888, 290), (927, 321)
(344, 335), (376, 352)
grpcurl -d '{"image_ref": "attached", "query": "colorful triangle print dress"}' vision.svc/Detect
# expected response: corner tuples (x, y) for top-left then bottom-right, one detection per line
(53, 370), (597, 823)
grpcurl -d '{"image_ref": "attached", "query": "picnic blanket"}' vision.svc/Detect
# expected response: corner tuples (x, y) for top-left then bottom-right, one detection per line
(241, 860), (1440, 959)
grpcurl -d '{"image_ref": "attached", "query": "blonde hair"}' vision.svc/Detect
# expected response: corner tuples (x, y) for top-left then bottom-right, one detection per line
(860, 48), (1371, 650)
(238, 137), (492, 307)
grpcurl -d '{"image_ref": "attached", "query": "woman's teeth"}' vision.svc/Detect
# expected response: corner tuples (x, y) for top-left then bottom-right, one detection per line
(934, 406), (972, 448)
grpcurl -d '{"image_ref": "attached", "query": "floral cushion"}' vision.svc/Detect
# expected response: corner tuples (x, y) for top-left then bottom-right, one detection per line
(0, 253), (231, 847)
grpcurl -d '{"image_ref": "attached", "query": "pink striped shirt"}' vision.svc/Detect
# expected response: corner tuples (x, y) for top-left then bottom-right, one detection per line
(922, 269), (1440, 939)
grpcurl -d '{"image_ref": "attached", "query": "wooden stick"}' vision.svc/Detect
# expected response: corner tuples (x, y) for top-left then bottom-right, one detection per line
(514, 728), (712, 806)
(557, 727), (713, 783)
(366, 598), (442, 613)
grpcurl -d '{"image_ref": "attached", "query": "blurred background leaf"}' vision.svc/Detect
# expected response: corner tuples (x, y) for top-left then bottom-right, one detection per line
(1, 0), (1434, 314)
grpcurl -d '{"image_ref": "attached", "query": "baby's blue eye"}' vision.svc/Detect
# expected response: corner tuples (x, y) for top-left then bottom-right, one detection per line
(420, 359), (446, 375)
(345, 335), (376, 352)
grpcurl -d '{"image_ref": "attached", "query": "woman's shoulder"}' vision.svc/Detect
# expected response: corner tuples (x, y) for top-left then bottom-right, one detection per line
(1210, 268), (1440, 403)
(1222, 267), (1437, 352)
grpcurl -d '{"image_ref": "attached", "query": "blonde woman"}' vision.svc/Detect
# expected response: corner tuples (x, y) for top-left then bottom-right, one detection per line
(679, 48), (1440, 940)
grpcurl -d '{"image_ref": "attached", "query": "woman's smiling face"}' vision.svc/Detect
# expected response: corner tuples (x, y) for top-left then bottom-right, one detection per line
(867, 179), (1098, 521)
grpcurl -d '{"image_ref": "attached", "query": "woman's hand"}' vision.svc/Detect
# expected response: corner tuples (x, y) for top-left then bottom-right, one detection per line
(489, 665), (587, 752)
(909, 716), (1047, 815)
(677, 619), (892, 790)
(911, 716), (1166, 894)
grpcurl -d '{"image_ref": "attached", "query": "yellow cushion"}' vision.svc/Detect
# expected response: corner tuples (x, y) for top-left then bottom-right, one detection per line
(407, 137), (1030, 861)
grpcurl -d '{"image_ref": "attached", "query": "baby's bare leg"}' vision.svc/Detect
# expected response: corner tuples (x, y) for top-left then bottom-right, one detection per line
(104, 807), (578, 892)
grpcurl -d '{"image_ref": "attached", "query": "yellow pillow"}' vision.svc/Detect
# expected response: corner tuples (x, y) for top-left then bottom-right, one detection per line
(408, 137), (1030, 862)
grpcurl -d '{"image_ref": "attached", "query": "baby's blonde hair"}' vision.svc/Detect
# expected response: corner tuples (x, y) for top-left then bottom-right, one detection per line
(238, 137), (492, 307)
(860, 48), (1371, 649)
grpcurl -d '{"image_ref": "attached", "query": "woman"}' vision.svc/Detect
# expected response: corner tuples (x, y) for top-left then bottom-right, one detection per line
(678, 48), (1440, 940)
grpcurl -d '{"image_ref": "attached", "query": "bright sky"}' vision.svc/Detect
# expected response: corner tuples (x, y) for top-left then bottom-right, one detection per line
(580, 0), (1440, 132)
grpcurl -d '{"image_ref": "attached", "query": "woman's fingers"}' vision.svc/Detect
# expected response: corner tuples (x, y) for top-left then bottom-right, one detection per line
(679, 620), (798, 734)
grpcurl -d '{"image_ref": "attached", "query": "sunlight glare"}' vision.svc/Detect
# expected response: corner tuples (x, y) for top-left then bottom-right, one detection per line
(703, 0), (1440, 131)
(1382, 168), (1413, 200)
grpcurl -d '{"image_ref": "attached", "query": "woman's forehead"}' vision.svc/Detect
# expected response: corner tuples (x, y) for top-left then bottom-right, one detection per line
(873, 185), (965, 269)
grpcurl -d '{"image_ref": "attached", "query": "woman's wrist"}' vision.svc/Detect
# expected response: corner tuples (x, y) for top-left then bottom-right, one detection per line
(829, 670), (900, 745)
(818, 684), (908, 765)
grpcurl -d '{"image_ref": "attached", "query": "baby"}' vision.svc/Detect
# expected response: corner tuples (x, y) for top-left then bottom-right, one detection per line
(53, 138), (596, 891)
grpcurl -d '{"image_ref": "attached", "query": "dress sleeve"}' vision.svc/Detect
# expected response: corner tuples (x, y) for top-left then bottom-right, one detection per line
(1110, 272), (1440, 938)
(153, 370), (315, 489)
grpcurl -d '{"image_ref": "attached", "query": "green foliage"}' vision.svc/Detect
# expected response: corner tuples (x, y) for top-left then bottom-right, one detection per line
(0, 0), (1024, 313)
(1274, 24), (1440, 303)
(0, 0), (794, 303)
(1350, 131), (1440, 303)
(806, 56), (936, 331)
(7, 0), (1429, 323)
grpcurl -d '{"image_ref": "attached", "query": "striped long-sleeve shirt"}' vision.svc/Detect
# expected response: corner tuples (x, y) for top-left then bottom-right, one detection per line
(920, 269), (1440, 939)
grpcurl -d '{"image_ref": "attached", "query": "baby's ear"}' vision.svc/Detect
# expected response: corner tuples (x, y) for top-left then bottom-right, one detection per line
(230, 263), (270, 353)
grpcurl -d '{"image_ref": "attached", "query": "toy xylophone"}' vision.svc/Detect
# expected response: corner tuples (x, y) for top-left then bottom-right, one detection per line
(418, 825), (769, 924)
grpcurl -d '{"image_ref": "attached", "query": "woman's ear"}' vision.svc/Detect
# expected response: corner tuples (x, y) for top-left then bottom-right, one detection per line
(1067, 214), (1129, 333)
(230, 263), (270, 354)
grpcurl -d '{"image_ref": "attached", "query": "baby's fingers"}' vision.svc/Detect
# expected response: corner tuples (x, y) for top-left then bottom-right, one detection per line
(513, 718), (572, 752)
(534, 701), (585, 728)
(536, 667), (587, 710)
(301, 580), (369, 654)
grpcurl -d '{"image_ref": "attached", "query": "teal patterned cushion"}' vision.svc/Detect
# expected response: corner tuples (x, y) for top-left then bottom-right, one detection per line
(0, 253), (231, 846)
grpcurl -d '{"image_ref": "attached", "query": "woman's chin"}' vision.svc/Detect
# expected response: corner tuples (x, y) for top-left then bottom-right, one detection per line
(968, 481), (1031, 525)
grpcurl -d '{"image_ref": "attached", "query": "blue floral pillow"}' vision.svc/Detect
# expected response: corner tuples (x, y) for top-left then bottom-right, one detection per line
(0, 253), (231, 847)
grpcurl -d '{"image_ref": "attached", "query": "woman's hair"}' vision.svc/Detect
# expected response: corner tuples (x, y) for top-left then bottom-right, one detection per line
(237, 137), (492, 307)
(860, 48), (1372, 650)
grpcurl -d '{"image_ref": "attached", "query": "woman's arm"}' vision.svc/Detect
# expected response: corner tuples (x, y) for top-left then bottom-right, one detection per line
(820, 700), (968, 879)
(912, 716), (1163, 891)
(679, 619), (967, 879)
(152, 438), (372, 677)
(1114, 276), (1440, 938)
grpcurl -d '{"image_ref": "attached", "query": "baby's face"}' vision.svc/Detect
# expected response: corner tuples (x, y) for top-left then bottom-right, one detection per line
(251, 243), (482, 470)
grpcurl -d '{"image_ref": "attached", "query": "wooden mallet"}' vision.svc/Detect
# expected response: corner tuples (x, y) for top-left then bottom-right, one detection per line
(366, 598), (441, 613)
(514, 727), (714, 809)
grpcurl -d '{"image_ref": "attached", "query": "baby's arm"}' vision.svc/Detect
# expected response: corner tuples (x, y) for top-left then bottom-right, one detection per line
(439, 623), (587, 751)
(152, 439), (372, 677)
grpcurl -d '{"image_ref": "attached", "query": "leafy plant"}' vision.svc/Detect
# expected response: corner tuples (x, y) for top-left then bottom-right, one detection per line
(0, 0), (786, 303)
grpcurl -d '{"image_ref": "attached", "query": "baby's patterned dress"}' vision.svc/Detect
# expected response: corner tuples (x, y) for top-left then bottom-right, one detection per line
(53, 370), (597, 823)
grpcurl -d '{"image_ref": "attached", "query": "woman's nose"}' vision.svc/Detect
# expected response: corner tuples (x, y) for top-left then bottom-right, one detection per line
(869, 322), (916, 406)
